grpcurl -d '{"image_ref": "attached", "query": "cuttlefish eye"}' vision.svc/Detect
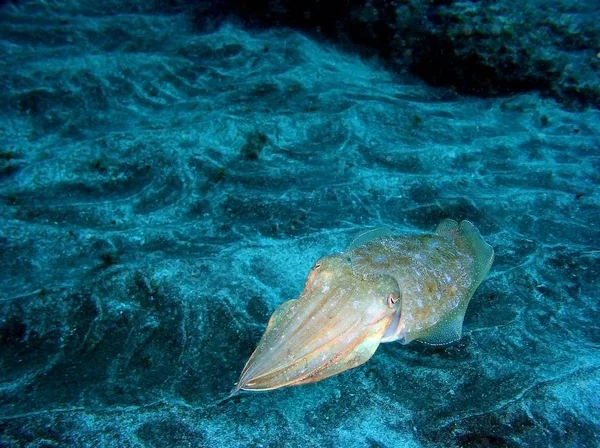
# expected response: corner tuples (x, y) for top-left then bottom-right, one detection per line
(387, 292), (399, 308)
(305, 261), (323, 288)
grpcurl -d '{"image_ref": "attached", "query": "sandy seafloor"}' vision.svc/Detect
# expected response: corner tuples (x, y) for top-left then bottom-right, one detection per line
(0, 3), (599, 448)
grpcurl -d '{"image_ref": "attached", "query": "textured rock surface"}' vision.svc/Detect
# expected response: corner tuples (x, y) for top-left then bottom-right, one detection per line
(188, 0), (600, 109)
(0, 2), (599, 447)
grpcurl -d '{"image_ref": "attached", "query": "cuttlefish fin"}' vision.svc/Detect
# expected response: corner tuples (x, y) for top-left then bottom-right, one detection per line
(435, 218), (459, 237)
(266, 299), (297, 331)
(347, 227), (393, 250)
(418, 219), (494, 346)
(436, 219), (494, 290)
(457, 220), (495, 291)
(417, 305), (468, 345)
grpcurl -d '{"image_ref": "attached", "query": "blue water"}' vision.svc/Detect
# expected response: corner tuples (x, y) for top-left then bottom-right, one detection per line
(0, 1), (598, 447)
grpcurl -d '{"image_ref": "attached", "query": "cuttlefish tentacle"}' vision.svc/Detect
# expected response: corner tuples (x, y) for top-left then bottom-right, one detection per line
(233, 219), (494, 393)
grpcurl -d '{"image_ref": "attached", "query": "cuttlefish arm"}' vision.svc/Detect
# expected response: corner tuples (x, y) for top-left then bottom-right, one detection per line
(233, 219), (494, 393)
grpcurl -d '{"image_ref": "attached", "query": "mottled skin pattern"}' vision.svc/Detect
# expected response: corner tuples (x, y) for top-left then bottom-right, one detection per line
(352, 232), (474, 345)
(234, 220), (494, 393)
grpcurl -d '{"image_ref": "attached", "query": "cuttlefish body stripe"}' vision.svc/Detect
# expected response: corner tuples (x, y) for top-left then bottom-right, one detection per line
(244, 318), (366, 389)
(246, 301), (359, 381)
(238, 283), (347, 383)
(240, 283), (382, 388)
(234, 219), (494, 393)
(245, 307), (393, 390)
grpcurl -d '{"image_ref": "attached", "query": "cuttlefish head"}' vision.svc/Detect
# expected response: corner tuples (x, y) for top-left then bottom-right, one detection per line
(233, 254), (402, 393)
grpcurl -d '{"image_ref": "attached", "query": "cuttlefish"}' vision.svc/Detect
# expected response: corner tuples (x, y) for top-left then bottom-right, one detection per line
(233, 219), (494, 393)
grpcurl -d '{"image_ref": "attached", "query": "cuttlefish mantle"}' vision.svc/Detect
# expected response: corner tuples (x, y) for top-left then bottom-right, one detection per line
(233, 219), (494, 393)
